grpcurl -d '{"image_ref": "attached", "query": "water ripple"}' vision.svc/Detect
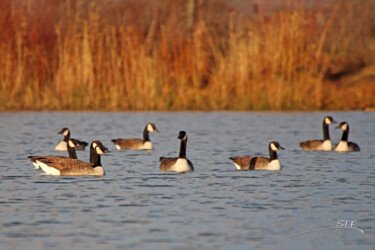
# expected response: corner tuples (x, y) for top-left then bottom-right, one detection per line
(0, 111), (374, 249)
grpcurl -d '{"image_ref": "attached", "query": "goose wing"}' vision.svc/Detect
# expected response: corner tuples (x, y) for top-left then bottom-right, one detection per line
(60, 162), (96, 176)
(29, 155), (71, 169)
(299, 140), (324, 150)
(29, 156), (73, 164)
(250, 157), (271, 170)
(111, 138), (143, 149)
(44, 160), (94, 175)
(348, 142), (360, 152)
(70, 138), (88, 150)
(229, 156), (271, 170)
(159, 157), (178, 171)
(187, 159), (194, 170)
(229, 156), (255, 170)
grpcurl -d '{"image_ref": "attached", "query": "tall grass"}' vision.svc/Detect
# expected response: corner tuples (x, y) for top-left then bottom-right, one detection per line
(0, 0), (373, 110)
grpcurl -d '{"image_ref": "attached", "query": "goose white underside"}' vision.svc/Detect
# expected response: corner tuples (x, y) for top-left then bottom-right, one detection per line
(334, 141), (349, 152)
(32, 162), (41, 169)
(266, 160), (281, 170)
(233, 162), (242, 170)
(36, 160), (61, 175)
(55, 141), (67, 151)
(317, 140), (332, 151)
(141, 141), (153, 150)
(171, 158), (193, 172)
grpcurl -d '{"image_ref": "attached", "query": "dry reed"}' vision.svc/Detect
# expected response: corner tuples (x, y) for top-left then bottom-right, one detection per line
(0, 0), (374, 111)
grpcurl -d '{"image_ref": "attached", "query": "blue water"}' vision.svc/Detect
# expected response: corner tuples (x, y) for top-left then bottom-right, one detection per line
(0, 111), (374, 249)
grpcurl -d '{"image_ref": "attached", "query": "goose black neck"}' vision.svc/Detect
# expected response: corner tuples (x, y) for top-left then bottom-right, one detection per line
(67, 143), (77, 159)
(64, 131), (77, 159)
(323, 121), (330, 140)
(341, 127), (349, 141)
(178, 139), (187, 159)
(268, 146), (278, 161)
(89, 147), (101, 167)
(143, 127), (150, 142)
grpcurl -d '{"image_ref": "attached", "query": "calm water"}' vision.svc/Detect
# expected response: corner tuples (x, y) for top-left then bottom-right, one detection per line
(0, 111), (374, 249)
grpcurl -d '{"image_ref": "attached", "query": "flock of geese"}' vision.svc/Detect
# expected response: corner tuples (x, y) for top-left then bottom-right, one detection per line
(28, 116), (360, 176)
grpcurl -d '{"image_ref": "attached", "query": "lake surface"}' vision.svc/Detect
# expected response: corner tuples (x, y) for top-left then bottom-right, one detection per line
(0, 111), (374, 249)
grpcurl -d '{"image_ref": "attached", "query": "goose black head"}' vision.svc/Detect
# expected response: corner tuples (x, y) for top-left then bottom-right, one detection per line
(58, 127), (70, 136)
(324, 116), (337, 125)
(91, 141), (110, 154)
(336, 121), (348, 131)
(177, 131), (187, 141)
(147, 123), (159, 132)
(269, 141), (285, 151)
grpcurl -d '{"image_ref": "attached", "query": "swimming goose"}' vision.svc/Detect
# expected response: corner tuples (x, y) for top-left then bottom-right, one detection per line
(229, 141), (285, 170)
(55, 128), (88, 151)
(334, 122), (360, 152)
(111, 123), (158, 150)
(36, 141), (109, 176)
(159, 131), (194, 172)
(29, 139), (78, 169)
(300, 116), (337, 151)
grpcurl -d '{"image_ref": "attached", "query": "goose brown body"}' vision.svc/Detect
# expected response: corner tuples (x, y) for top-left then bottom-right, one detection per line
(39, 160), (104, 176)
(159, 131), (194, 172)
(159, 157), (194, 171)
(111, 138), (149, 150)
(229, 156), (272, 170)
(334, 122), (360, 152)
(229, 141), (284, 171)
(300, 116), (336, 151)
(37, 141), (109, 176)
(300, 140), (331, 151)
(112, 123), (158, 150)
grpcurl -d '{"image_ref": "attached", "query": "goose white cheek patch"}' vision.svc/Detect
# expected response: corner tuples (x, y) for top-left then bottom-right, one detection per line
(270, 143), (278, 151)
(147, 124), (156, 132)
(325, 117), (334, 124)
(96, 146), (104, 154)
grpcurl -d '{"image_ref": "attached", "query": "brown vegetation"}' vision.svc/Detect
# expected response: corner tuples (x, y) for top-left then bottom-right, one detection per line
(0, 0), (374, 111)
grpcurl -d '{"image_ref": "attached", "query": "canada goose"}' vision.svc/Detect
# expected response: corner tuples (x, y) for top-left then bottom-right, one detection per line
(111, 123), (158, 150)
(29, 139), (77, 169)
(36, 141), (109, 176)
(334, 122), (360, 152)
(300, 116), (337, 151)
(55, 128), (88, 151)
(159, 131), (194, 172)
(229, 141), (285, 170)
